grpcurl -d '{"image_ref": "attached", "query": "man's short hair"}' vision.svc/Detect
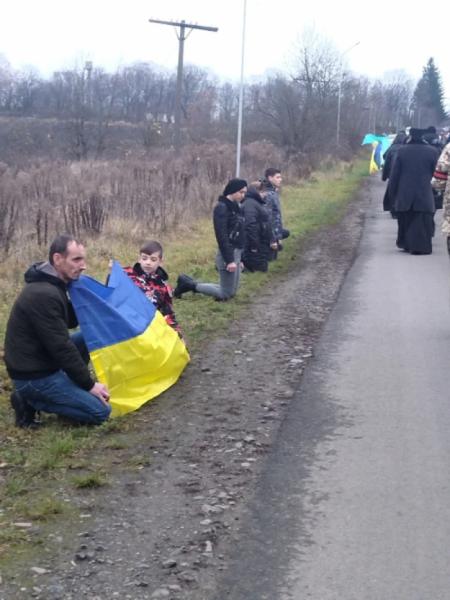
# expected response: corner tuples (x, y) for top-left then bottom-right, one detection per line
(264, 168), (281, 179)
(49, 234), (80, 265)
(140, 240), (163, 257)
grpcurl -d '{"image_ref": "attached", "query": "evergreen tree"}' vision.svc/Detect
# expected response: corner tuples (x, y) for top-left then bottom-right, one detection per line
(411, 58), (447, 127)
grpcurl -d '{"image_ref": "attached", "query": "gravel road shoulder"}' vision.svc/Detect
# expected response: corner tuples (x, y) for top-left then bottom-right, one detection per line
(1, 180), (371, 600)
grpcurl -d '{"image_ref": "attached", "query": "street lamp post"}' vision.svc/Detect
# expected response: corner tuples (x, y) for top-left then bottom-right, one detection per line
(235, 0), (247, 177)
(336, 41), (360, 146)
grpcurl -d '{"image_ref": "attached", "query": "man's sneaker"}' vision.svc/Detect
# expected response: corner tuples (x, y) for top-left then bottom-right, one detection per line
(10, 391), (40, 429)
(174, 274), (197, 298)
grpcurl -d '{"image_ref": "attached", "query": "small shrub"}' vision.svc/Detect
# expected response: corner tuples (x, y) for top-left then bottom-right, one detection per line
(72, 471), (108, 489)
(19, 496), (66, 521)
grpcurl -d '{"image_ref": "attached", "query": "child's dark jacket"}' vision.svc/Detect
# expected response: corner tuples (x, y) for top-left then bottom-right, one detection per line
(123, 263), (181, 335)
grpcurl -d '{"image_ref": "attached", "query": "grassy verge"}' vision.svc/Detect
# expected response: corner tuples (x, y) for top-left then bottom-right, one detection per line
(0, 158), (368, 565)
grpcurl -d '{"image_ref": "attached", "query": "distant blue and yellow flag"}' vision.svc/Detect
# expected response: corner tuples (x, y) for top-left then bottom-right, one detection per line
(70, 262), (190, 416)
(362, 133), (392, 174)
(369, 142), (380, 174)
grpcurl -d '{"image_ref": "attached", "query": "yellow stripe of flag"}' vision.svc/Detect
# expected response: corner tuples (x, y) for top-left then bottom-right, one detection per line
(91, 310), (190, 417)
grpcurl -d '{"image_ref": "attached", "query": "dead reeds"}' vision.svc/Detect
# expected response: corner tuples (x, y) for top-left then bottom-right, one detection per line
(0, 141), (315, 254)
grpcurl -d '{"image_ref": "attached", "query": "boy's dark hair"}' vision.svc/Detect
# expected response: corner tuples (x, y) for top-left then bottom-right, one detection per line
(140, 240), (163, 257)
(49, 234), (80, 265)
(264, 168), (281, 179)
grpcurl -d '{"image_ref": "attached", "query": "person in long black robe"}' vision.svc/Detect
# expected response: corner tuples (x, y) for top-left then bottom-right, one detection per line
(388, 128), (440, 255)
(381, 132), (407, 216)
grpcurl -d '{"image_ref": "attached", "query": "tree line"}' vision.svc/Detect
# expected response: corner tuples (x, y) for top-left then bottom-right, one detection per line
(0, 33), (447, 164)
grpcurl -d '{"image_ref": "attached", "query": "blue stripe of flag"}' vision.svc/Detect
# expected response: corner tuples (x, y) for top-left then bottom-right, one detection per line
(70, 261), (156, 352)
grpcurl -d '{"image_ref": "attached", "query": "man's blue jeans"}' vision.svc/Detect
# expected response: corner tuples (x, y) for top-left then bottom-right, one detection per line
(12, 332), (111, 425)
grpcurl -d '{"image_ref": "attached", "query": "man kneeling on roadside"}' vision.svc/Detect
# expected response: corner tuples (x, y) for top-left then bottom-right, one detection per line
(4, 234), (111, 428)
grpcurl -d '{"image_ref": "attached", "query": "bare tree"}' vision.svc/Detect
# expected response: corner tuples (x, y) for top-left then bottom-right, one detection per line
(181, 66), (218, 141)
(371, 70), (414, 132)
(0, 56), (17, 112)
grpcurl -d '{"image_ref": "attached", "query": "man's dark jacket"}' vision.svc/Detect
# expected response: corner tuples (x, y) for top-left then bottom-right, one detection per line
(382, 143), (403, 182)
(213, 196), (245, 264)
(242, 188), (272, 250)
(382, 143), (404, 212)
(4, 262), (94, 390)
(388, 141), (440, 213)
(264, 181), (283, 240)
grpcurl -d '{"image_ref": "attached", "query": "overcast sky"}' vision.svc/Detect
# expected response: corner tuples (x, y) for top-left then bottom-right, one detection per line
(2, 1), (450, 106)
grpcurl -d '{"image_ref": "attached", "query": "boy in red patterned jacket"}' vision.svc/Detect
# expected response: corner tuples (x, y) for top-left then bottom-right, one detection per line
(123, 240), (182, 337)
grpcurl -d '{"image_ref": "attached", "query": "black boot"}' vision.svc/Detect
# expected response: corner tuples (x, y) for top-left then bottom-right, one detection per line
(10, 391), (40, 429)
(174, 274), (197, 298)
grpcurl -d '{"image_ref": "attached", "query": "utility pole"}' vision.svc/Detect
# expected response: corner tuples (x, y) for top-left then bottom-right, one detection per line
(149, 18), (218, 153)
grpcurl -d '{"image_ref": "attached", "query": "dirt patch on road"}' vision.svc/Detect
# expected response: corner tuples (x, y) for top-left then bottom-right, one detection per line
(1, 182), (370, 600)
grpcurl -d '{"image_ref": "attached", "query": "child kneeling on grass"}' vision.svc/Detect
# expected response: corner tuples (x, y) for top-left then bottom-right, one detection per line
(122, 240), (183, 338)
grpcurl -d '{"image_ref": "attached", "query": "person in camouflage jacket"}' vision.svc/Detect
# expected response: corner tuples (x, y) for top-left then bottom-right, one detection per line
(432, 143), (450, 241)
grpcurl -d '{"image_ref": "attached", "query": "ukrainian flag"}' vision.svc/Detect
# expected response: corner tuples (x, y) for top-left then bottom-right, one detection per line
(369, 142), (380, 174)
(70, 261), (190, 417)
(362, 133), (392, 174)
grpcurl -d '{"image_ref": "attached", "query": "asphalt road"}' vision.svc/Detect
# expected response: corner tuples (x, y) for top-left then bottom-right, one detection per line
(216, 177), (450, 600)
